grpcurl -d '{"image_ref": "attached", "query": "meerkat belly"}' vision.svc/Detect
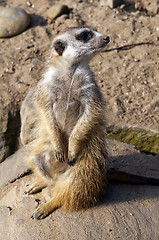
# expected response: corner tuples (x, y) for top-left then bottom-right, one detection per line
(53, 99), (82, 134)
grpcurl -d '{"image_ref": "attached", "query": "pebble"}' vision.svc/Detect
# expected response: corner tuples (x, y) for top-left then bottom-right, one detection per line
(26, 1), (33, 7)
(47, 4), (70, 20)
(145, 2), (158, 14)
(0, 6), (30, 38)
(134, 2), (142, 10)
(100, 0), (123, 8)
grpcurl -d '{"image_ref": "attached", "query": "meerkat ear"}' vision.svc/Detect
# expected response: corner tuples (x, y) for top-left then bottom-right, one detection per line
(54, 40), (66, 56)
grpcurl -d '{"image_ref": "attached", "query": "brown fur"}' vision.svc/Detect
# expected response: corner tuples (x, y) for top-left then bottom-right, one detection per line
(21, 27), (110, 219)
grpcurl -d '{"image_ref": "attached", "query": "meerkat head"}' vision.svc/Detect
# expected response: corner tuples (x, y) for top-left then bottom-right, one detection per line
(52, 26), (109, 63)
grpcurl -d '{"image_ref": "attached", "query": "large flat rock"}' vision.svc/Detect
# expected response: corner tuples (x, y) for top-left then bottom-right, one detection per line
(0, 147), (30, 188)
(0, 139), (159, 240)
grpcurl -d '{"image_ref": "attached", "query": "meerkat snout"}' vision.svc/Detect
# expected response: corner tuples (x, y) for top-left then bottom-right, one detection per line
(103, 35), (110, 44)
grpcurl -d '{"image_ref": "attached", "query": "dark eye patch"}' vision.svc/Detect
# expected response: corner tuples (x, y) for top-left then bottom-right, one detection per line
(76, 30), (93, 43)
(54, 40), (66, 55)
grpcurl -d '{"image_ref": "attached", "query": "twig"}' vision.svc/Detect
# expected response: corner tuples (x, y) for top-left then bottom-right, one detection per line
(102, 41), (159, 52)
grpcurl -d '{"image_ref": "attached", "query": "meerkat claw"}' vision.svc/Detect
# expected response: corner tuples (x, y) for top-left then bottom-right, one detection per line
(25, 182), (46, 195)
(55, 152), (64, 162)
(31, 208), (48, 220)
(68, 158), (76, 166)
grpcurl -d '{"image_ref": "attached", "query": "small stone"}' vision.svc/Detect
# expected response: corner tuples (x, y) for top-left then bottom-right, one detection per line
(4, 65), (15, 74)
(100, 0), (123, 8)
(135, 2), (142, 10)
(47, 5), (70, 20)
(120, 4), (125, 10)
(26, 1), (32, 7)
(0, 7), (30, 38)
(145, 3), (158, 15)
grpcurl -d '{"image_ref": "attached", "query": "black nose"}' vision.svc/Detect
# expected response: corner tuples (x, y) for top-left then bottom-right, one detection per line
(103, 35), (110, 43)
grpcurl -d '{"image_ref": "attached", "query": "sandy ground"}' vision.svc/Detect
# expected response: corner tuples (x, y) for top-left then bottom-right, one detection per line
(0, 0), (159, 131)
(0, 0), (159, 239)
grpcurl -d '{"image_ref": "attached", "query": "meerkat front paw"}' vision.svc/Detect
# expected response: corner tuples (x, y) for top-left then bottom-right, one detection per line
(68, 137), (79, 166)
(55, 149), (64, 162)
(68, 151), (76, 166)
(68, 157), (76, 166)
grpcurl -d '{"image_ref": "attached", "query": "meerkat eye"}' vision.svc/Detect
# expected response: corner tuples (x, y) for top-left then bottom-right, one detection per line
(76, 31), (93, 43)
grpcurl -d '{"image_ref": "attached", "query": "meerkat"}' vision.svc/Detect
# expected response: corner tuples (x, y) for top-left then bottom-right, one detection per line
(21, 26), (159, 220)
(21, 26), (109, 219)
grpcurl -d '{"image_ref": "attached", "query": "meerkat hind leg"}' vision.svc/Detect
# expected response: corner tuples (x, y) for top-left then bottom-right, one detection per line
(31, 182), (66, 219)
(25, 177), (47, 195)
(31, 196), (60, 219)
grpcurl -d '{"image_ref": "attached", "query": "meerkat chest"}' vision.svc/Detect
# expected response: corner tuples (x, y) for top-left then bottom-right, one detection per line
(52, 83), (82, 131)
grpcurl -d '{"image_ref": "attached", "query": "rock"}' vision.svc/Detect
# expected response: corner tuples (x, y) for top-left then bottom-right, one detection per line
(145, 2), (159, 14)
(0, 139), (159, 240)
(100, 0), (123, 8)
(0, 6), (30, 38)
(47, 4), (70, 20)
(0, 148), (30, 188)
(134, 1), (142, 10)
(0, 113), (9, 163)
(139, 0), (159, 14)
(106, 125), (159, 155)
(0, 110), (20, 163)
